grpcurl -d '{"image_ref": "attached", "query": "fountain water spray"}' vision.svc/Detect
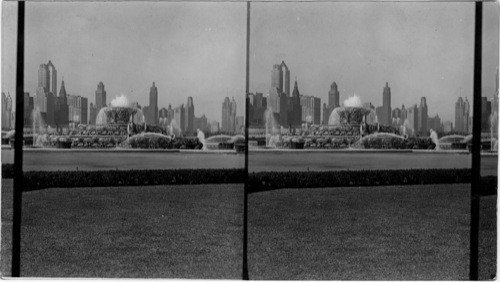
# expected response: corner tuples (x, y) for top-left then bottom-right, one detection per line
(110, 94), (130, 107)
(32, 107), (46, 147)
(197, 129), (207, 150)
(343, 94), (363, 107)
(429, 129), (440, 150)
(264, 107), (278, 147)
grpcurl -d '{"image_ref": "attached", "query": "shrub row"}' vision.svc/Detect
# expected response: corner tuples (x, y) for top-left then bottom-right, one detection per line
(248, 169), (481, 193)
(10, 168), (245, 191)
(1, 164), (496, 195)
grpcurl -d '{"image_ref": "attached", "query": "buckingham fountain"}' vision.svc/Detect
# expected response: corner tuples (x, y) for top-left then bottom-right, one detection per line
(257, 95), (439, 150)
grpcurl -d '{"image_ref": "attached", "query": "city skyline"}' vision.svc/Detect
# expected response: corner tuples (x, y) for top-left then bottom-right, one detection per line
(2, 2), (246, 124)
(249, 2), (498, 123)
(2, 2), (498, 125)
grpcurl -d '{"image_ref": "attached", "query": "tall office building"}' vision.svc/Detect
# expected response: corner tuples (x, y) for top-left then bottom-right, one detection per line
(23, 92), (34, 127)
(95, 82), (107, 110)
(418, 97), (428, 135)
(54, 80), (69, 127)
(300, 95), (321, 124)
(35, 86), (55, 126)
(392, 107), (402, 125)
(38, 60), (57, 95)
(406, 104), (419, 136)
(235, 116), (245, 134)
(222, 97), (231, 132)
(159, 107), (169, 126)
(89, 103), (97, 125)
(185, 97), (195, 133)
(222, 97), (237, 133)
(455, 97), (470, 134)
(230, 97), (237, 133)
(323, 82), (340, 125)
(36, 61), (58, 126)
(67, 95), (88, 124)
(210, 120), (220, 133)
(173, 104), (185, 133)
(481, 97), (492, 132)
(271, 61), (290, 95)
(328, 82), (340, 109)
(287, 80), (302, 127)
(401, 104), (407, 124)
(144, 82), (159, 125)
(464, 98), (470, 133)
(248, 92), (267, 126)
(1, 92), (12, 129)
(194, 114), (208, 132)
(427, 114), (442, 132)
(269, 61), (292, 127)
(378, 82), (392, 126)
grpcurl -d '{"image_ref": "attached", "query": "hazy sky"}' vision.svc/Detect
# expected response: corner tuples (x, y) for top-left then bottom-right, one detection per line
(249, 2), (499, 122)
(2, 2), (246, 123)
(2, 2), (499, 124)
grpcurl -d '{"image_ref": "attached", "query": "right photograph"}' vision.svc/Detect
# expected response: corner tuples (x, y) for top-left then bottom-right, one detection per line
(247, 1), (498, 280)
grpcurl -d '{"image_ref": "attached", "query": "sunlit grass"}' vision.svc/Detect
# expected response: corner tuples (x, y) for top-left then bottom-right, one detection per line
(1, 180), (243, 278)
(249, 184), (496, 280)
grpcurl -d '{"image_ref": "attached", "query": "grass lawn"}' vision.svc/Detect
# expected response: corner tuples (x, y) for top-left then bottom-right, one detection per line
(1, 180), (243, 278)
(249, 184), (496, 280)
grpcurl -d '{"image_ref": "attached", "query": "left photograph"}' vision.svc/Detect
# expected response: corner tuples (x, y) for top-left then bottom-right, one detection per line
(1, 1), (246, 278)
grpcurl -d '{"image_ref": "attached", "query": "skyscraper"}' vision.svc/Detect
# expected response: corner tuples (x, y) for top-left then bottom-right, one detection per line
(230, 97), (237, 133)
(323, 82), (340, 125)
(455, 97), (470, 134)
(269, 61), (292, 127)
(173, 104), (185, 133)
(185, 97), (195, 133)
(328, 82), (340, 109)
(89, 103), (97, 125)
(222, 97), (237, 133)
(300, 95), (321, 124)
(38, 60), (57, 95)
(67, 95), (88, 124)
(1, 92), (12, 129)
(463, 98), (470, 133)
(248, 92), (267, 126)
(287, 79), (302, 127)
(379, 82), (392, 126)
(271, 61), (290, 95)
(54, 80), (69, 127)
(481, 97), (492, 132)
(150, 82), (159, 125)
(418, 97), (428, 134)
(23, 92), (34, 127)
(406, 104), (419, 136)
(144, 82), (159, 125)
(36, 61), (58, 126)
(95, 82), (107, 110)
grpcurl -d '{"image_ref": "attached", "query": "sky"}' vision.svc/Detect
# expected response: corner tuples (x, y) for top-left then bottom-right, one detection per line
(2, 1), (247, 124)
(2, 2), (499, 124)
(249, 2), (499, 122)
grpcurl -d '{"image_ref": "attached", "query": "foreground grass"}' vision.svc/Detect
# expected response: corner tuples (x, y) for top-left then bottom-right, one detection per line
(1, 180), (243, 278)
(249, 184), (496, 280)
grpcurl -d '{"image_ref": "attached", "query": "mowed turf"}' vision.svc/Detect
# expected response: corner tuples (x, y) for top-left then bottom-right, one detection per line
(1, 180), (243, 278)
(249, 184), (496, 280)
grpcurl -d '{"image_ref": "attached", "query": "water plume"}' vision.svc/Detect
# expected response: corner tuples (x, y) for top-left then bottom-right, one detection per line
(110, 94), (130, 107)
(343, 94), (362, 108)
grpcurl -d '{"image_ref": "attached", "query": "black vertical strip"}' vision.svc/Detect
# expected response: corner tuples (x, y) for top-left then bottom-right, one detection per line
(242, 1), (250, 280)
(470, 1), (482, 280)
(12, 1), (25, 278)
